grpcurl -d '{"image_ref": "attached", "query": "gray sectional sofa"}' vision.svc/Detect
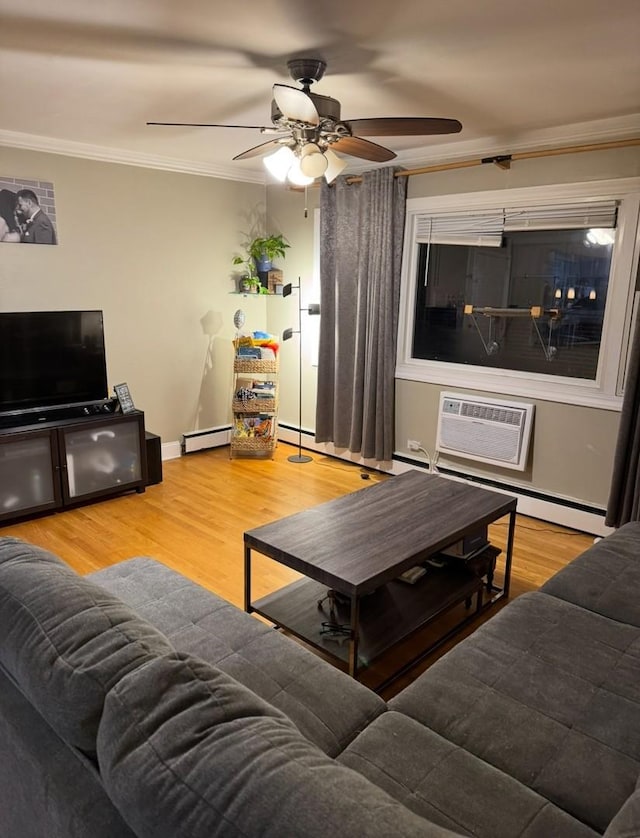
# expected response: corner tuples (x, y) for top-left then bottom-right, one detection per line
(2, 525), (640, 837)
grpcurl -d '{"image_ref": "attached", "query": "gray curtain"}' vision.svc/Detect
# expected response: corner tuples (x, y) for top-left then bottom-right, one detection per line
(315, 167), (407, 463)
(606, 312), (640, 527)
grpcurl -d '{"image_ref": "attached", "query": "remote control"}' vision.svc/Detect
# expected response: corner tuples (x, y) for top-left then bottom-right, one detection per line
(398, 565), (427, 584)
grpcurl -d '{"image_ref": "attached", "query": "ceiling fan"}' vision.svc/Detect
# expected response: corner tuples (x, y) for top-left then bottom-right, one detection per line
(148, 58), (462, 184)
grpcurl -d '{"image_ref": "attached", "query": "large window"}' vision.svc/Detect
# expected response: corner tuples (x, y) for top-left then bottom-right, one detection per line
(414, 229), (614, 379)
(397, 179), (640, 408)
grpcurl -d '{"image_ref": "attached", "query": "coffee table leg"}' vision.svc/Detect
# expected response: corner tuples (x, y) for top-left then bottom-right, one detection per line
(503, 508), (517, 597)
(244, 544), (252, 613)
(348, 595), (360, 678)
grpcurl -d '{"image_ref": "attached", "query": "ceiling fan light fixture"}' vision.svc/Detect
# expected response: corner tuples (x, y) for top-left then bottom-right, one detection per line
(323, 147), (347, 183)
(264, 146), (296, 182)
(299, 144), (329, 178)
(299, 142), (320, 156)
(286, 158), (315, 186)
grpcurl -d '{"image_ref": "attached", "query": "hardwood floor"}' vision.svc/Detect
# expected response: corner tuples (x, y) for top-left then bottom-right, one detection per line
(1, 441), (595, 693)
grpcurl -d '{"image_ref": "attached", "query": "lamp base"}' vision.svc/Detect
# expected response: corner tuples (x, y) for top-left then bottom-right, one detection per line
(288, 453), (313, 463)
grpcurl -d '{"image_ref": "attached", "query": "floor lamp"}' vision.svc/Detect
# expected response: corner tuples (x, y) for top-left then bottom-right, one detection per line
(282, 281), (320, 464)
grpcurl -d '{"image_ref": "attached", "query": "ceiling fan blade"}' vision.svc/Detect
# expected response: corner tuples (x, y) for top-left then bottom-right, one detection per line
(273, 84), (319, 125)
(331, 136), (396, 162)
(345, 117), (463, 137)
(147, 121), (270, 129)
(233, 140), (286, 161)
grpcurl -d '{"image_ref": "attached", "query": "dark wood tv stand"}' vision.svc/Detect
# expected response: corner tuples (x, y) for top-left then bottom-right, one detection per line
(0, 410), (148, 526)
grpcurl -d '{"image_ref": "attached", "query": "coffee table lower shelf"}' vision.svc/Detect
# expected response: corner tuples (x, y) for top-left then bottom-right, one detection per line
(251, 564), (485, 687)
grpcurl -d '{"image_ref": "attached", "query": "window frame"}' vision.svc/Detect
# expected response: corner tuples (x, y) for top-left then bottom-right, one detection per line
(396, 177), (640, 410)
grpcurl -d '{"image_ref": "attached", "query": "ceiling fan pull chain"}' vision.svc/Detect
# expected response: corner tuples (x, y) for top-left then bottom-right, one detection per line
(304, 184), (308, 219)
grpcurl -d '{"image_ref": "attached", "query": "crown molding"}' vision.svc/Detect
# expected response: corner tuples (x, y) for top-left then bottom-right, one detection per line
(347, 113), (640, 174)
(0, 129), (266, 185)
(1, 113), (638, 184)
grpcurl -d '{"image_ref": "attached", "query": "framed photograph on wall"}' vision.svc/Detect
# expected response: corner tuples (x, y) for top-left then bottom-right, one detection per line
(114, 382), (136, 414)
(0, 177), (58, 245)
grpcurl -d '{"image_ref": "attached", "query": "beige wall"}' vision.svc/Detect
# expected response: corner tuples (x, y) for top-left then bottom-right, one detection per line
(2, 143), (637, 510)
(268, 147), (640, 510)
(407, 146), (640, 198)
(0, 147), (265, 443)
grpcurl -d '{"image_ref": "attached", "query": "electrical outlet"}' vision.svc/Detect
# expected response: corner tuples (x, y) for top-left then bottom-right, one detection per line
(407, 439), (421, 451)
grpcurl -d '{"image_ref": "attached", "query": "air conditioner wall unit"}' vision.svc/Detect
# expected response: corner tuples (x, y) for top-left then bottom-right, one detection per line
(436, 392), (535, 471)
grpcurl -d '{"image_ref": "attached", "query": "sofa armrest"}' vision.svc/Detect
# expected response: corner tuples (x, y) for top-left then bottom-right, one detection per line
(541, 522), (640, 625)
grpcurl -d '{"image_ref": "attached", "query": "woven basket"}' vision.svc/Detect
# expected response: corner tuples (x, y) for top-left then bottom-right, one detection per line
(232, 398), (277, 413)
(231, 437), (276, 451)
(234, 358), (278, 374)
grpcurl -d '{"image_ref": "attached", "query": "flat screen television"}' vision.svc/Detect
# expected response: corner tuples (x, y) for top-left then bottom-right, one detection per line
(0, 310), (108, 421)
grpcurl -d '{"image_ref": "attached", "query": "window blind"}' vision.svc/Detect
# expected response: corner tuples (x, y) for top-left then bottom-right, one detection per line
(416, 200), (618, 246)
(503, 200), (618, 231)
(416, 210), (505, 247)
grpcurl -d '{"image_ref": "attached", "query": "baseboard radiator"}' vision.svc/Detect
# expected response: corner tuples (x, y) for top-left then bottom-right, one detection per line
(436, 392), (534, 471)
(181, 426), (231, 454)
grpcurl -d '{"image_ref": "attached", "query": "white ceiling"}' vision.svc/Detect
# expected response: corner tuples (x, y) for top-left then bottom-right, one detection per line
(1, 0), (639, 183)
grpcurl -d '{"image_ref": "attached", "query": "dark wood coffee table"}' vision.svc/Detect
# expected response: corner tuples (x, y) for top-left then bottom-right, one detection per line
(244, 471), (517, 686)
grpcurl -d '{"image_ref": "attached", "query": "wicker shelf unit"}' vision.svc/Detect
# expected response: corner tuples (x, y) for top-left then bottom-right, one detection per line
(230, 356), (278, 459)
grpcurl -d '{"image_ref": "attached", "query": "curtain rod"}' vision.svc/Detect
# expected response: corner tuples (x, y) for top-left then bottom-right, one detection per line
(343, 136), (640, 184)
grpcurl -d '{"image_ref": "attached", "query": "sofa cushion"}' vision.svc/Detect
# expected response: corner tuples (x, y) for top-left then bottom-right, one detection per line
(390, 591), (640, 833)
(97, 650), (458, 838)
(89, 556), (385, 756)
(541, 522), (640, 626)
(0, 667), (135, 838)
(604, 788), (640, 837)
(339, 711), (598, 838)
(0, 537), (174, 753)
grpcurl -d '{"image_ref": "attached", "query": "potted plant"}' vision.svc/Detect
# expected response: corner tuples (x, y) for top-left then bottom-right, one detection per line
(239, 275), (260, 294)
(248, 234), (290, 273)
(232, 255), (270, 294)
